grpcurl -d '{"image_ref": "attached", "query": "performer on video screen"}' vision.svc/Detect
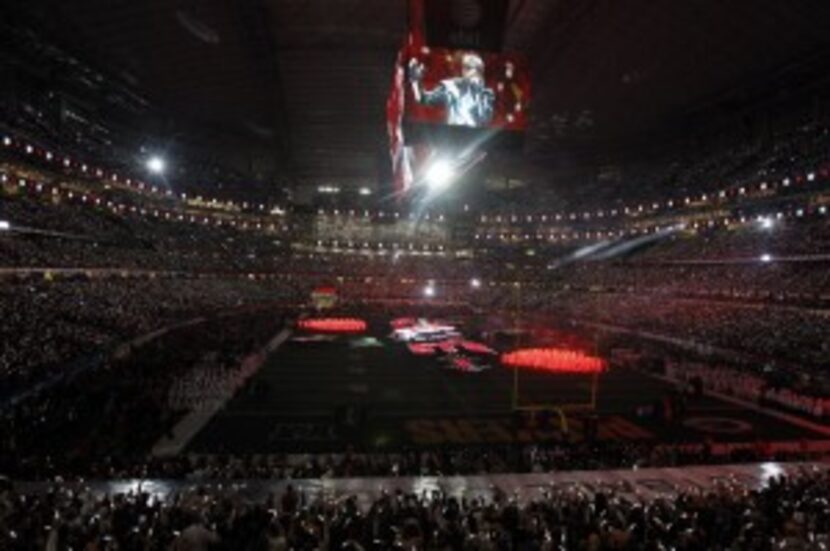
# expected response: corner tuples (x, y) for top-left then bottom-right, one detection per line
(409, 53), (495, 127)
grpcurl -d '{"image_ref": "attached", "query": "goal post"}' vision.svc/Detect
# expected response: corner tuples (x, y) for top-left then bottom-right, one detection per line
(511, 368), (600, 412)
(507, 282), (603, 414)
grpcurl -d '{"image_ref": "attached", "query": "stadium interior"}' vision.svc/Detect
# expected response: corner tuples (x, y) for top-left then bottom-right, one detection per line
(1, 0), (830, 549)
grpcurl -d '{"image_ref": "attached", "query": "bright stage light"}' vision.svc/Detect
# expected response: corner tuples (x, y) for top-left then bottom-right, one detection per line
(760, 253), (772, 263)
(425, 160), (455, 189)
(423, 284), (435, 297)
(760, 461), (784, 483)
(359, 186), (372, 196)
(470, 277), (481, 289)
(0, 220), (10, 231)
(759, 217), (774, 230)
(146, 156), (166, 174)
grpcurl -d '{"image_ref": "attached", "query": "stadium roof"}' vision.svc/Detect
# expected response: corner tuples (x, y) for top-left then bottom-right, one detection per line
(6, 0), (830, 188)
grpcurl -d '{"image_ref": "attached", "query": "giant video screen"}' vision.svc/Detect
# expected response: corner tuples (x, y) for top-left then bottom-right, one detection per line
(404, 46), (530, 131)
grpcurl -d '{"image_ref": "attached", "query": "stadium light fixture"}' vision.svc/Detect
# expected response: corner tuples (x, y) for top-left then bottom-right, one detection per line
(146, 156), (166, 175)
(424, 159), (455, 190)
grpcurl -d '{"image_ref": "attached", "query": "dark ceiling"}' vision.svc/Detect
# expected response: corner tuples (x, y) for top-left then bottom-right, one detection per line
(8, 0), (830, 189)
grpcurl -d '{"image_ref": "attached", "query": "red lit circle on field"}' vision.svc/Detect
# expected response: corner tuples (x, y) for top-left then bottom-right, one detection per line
(298, 318), (367, 333)
(501, 347), (607, 374)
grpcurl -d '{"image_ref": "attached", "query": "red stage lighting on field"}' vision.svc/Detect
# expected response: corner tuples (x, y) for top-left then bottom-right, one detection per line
(390, 317), (418, 329)
(501, 347), (607, 374)
(298, 318), (367, 333)
(312, 286), (337, 295)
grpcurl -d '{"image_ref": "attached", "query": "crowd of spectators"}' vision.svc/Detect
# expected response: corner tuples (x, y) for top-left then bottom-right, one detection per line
(638, 219), (830, 261)
(667, 361), (828, 420)
(611, 122), (830, 205)
(0, 275), (298, 399)
(555, 261), (830, 306)
(2, 169), (829, 460)
(164, 320), (284, 414)
(484, 120), (830, 213)
(519, 291), (830, 379)
(1, 117), (829, 519)
(1, 308), (291, 478)
(3, 42), (830, 549)
(2, 466), (829, 549)
(14, 438), (819, 483)
(0, 191), (295, 273)
(0, 441), (690, 482)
